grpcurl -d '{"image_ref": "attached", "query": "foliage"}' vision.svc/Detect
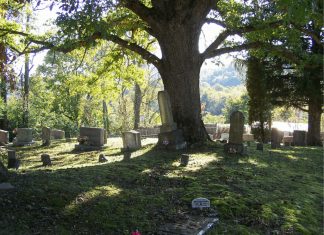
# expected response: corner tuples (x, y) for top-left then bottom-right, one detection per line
(0, 140), (322, 234)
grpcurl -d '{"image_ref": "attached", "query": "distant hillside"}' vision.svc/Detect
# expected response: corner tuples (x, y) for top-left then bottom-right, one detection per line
(200, 63), (244, 88)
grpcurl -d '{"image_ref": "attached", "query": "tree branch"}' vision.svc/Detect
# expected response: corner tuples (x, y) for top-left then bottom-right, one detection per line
(201, 21), (283, 60)
(204, 18), (226, 28)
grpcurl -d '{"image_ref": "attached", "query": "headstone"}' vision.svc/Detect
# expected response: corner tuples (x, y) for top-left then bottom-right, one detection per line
(123, 150), (131, 161)
(271, 128), (282, 149)
(42, 127), (51, 146)
(283, 136), (293, 146)
(0, 182), (15, 190)
(0, 161), (8, 182)
(7, 150), (18, 169)
(41, 154), (52, 166)
(157, 91), (186, 150)
(13, 128), (34, 146)
(256, 143), (263, 151)
(219, 133), (229, 143)
(98, 153), (108, 163)
(180, 154), (189, 166)
(0, 129), (9, 145)
(243, 134), (254, 142)
(224, 111), (244, 154)
(122, 130), (141, 150)
(51, 129), (65, 139)
(191, 198), (210, 209)
(293, 130), (307, 146)
(75, 127), (105, 150)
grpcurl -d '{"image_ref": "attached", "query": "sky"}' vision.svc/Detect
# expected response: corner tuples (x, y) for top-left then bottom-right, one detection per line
(29, 5), (238, 75)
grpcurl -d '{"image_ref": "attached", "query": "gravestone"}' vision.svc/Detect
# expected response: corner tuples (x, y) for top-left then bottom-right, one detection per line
(180, 154), (190, 166)
(7, 150), (19, 169)
(256, 143), (263, 151)
(224, 111), (244, 154)
(75, 127), (105, 150)
(51, 129), (65, 139)
(0, 183), (15, 191)
(13, 128), (34, 146)
(191, 198), (210, 209)
(283, 136), (293, 146)
(42, 127), (51, 146)
(98, 153), (108, 163)
(243, 134), (254, 143)
(0, 129), (9, 145)
(41, 153), (52, 166)
(122, 130), (141, 150)
(157, 91), (186, 150)
(271, 128), (282, 149)
(0, 161), (8, 182)
(219, 133), (229, 143)
(293, 130), (307, 146)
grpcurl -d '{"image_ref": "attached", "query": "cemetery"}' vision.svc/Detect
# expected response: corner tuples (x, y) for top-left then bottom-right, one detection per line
(0, 0), (323, 234)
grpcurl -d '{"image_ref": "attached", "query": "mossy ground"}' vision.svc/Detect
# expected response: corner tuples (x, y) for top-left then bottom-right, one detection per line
(0, 139), (322, 235)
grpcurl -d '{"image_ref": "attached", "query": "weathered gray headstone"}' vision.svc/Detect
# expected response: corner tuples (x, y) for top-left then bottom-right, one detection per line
(191, 198), (210, 209)
(0, 129), (9, 145)
(224, 111), (244, 154)
(42, 127), (51, 146)
(157, 91), (186, 150)
(271, 128), (282, 149)
(13, 128), (34, 146)
(41, 153), (52, 166)
(122, 130), (141, 150)
(98, 153), (108, 163)
(51, 129), (65, 139)
(75, 127), (105, 150)
(0, 182), (15, 190)
(293, 130), (307, 146)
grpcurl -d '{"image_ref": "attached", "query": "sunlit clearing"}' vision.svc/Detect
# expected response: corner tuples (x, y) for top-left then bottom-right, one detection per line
(239, 159), (268, 168)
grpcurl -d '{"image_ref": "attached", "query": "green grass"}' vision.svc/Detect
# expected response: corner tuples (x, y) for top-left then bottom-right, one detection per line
(0, 139), (323, 235)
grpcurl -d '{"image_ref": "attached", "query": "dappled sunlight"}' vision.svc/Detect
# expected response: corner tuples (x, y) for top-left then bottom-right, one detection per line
(180, 154), (219, 172)
(239, 158), (269, 168)
(65, 184), (122, 213)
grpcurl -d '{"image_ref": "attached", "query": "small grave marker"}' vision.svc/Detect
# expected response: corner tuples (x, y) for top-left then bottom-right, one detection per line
(192, 198), (210, 209)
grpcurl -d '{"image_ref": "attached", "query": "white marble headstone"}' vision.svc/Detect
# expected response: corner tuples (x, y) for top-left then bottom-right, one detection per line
(192, 198), (210, 209)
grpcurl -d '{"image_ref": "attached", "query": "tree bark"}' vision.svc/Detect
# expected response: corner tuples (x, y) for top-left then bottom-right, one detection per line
(133, 82), (142, 130)
(156, 21), (207, 143)
(0, 44), (8, 130)
(307, 98), (322, 146)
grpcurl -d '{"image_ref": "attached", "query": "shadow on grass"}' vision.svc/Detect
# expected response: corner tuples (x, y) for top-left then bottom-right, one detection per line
(0, 142), (322, 235)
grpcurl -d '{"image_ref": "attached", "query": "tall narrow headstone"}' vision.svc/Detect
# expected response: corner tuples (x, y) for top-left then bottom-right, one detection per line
(293, 130), (307, 146)
(271, 128), (282, 149)
(224, 111), (245, 154)
(42, 127), (51, 146)
(7, 150), (17, 169)
(158, 91), (177, 133)
(157, 91), (186, 150)
(51, 129), (65, 139)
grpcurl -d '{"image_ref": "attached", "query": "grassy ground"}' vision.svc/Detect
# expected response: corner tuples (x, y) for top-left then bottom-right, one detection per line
(0, 139), (322, 235)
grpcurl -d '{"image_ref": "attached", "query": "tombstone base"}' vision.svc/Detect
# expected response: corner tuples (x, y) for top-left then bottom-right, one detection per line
(157, 129), (187, 150)
(74, 144), (104, 151)
(12, 141), (35, 147)
(224, 143), (244, 155)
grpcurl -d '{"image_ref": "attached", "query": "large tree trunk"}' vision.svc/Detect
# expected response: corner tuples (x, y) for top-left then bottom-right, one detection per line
(307, 98), (322, 146)
(156, 22), (207, 143)
(133, 82), (141, 130)
(0, 44), (8, 130)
